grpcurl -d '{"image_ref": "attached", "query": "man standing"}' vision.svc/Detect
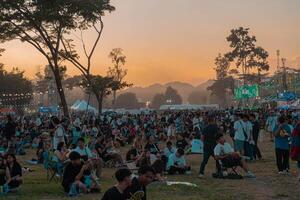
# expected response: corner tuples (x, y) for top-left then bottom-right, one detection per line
(250, 114), (262, 160)
(233, 114), (248, 155)
(198, 116), (219, 178)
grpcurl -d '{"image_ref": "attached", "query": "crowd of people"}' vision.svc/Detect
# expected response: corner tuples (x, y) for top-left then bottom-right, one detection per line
(0, 108), (300, 199)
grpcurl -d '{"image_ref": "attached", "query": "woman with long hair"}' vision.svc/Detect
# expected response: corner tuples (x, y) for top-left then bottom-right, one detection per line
(6, 154), (22, 189)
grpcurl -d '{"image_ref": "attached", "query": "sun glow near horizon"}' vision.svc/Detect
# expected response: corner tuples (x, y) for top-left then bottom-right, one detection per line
(0, 0), (300, 87)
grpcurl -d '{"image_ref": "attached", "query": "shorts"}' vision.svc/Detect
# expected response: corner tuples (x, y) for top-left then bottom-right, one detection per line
(234, 140), (245, 152)
(221, 156), (242, 168)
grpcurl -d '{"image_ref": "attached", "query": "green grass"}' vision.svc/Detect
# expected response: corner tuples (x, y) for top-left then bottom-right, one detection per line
(1, 132), (300, 200)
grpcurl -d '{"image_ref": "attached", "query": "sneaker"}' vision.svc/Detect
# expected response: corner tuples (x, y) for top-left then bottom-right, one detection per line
(198, 173), (204, 178)
(283, 170), (291, 175)
(278, 171), (284, 175)
(245, 171), (256, 178)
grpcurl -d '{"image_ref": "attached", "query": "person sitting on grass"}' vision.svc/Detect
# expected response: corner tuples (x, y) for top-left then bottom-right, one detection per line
(73, 137), (102, 178)
(6, 154), (23, 190)
(62, 151), (100, 196)
(124, 165), (155, 200)
(101, 168), (132, 200)
(166, 148), (191, 175)
(0, 155), (10, 194)
(214, 134), (256, 178)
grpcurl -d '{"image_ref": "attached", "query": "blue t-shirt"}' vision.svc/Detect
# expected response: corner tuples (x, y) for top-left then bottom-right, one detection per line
(273, 124), (291, 150)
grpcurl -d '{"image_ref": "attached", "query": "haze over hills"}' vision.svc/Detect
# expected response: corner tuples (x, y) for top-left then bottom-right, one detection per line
(120, 80), (215, 103)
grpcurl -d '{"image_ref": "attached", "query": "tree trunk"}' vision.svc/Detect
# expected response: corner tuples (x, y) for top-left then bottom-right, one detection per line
(95, 93), (103, 120)
(53, 69), (69, 117)
(85, 92), (91, 118)
(112, 90), (116, 109)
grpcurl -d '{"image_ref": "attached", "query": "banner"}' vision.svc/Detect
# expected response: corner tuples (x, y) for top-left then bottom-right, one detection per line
(234, 84), (259, 99)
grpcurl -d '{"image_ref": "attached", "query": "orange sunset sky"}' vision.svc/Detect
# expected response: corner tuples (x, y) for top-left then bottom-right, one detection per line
(1, 0), (300, 87)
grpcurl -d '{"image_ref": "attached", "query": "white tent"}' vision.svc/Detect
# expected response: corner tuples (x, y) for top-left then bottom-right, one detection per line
(71, 100), (82, 109)
(71, 100), (97, 113)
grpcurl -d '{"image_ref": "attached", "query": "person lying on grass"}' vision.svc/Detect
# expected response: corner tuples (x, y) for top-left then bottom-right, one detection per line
(62, 151), (100, 196)
(214, 134), (256, 178)
(101, 168), (132, 200)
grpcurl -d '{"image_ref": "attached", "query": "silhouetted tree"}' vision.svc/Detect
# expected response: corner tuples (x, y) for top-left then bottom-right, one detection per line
(0, 65), (33, 109)
(115, 92), (140, 109)
(165, 86), (182, 105)
(225, 27), (270, 84)
(151, 93), (166, 109)
(208, 54), (234, 107)
(0, 0), (115, 116)
(107, 48), (131, 107)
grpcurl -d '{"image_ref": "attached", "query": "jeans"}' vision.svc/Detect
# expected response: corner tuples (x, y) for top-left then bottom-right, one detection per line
(199, 149), (214, 175)
(275, 148), (290, 171)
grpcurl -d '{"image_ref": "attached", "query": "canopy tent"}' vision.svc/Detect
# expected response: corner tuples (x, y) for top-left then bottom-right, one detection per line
(70, 100), (82, 109)
(159, 104), (219, 111)
(71, 100), (97, 113)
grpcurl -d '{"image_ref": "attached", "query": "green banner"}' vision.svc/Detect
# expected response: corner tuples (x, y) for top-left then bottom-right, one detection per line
(234, 84), (259, 99)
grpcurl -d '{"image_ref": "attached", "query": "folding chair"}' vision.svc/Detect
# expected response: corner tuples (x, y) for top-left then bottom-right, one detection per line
(43, 151), (61, 182)
(213, 158), (243, 179)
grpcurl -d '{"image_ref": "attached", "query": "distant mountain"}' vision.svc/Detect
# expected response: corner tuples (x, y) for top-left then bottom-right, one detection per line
(120, 80), (214, 103)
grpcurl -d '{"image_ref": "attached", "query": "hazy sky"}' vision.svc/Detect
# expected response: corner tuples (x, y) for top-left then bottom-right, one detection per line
(1, 0), (300, 86)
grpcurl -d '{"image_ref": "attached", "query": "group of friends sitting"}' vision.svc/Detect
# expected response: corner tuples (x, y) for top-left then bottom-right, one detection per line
(0, 107), (300, 199)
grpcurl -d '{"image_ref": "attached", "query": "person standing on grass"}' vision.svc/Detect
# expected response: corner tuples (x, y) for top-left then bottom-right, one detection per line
(290, 119), (300, 181)
(266, 111), (277, 142)
(198, 116), (219, 178)
(233, 114), (248, 156)
(250, 114), (262, 160)
(273, 116), (291, 174)
(101, 168), (132, 200)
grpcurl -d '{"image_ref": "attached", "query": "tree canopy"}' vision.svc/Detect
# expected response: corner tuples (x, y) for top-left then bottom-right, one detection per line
(0, 0), (115, 116)
(115, 92), (140, 109)
(0, 65), (33, 108)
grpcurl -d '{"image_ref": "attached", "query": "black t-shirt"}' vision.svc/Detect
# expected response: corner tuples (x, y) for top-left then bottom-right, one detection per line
(102, 186), (125, 200)
(62, 162), (86, 192)
(124, 177), (146, 200)
(0, 165), (7, 185)
(202, 124), (218, 151)
(126, 148), (139, 161)
(176, 139), (188, 150)
(9, 162), (22, 178)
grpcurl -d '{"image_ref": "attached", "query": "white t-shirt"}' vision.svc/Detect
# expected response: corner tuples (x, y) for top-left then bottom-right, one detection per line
(53, 125), (65, 149)
(214, 142), (234, 156)
(74, 146), (94, 158)
(234, 120), (247, 141)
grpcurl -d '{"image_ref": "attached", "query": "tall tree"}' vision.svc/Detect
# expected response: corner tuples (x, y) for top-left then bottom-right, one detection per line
(0, 0), (115, 116)
(81, 75), (122, 118)
(225, 27), (270, 84)
(0, 65), (33, 110)
(165, 86), (182, 105)
(208, 54), (234, 107)
(151, 93), (166, 110)
(115, 92), (140, 109)
(107, 48), (131, 107)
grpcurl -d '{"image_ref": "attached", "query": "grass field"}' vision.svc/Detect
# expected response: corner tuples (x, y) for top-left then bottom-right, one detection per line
(1, 131), (300, 200)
